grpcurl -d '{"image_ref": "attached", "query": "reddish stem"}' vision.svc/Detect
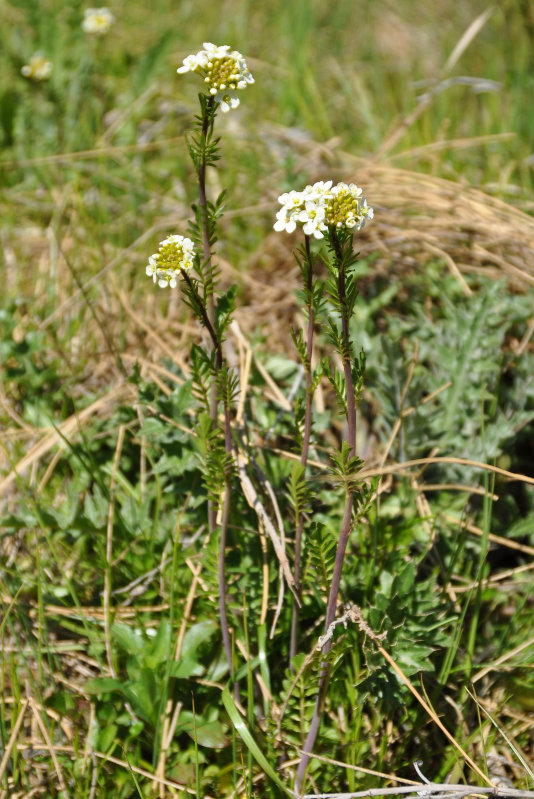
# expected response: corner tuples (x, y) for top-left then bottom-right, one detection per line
(295, 230), (357, 792)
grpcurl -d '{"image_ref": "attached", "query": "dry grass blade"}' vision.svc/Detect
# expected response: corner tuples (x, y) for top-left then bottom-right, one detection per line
(442, 513), (534, 558)
(300, 788), (534, 799)
(17, 744), (216, 797)
(361, 457), (534, 488)
(443, 8), (494, 73)
(29, 698), (71, 798)
(0, 700), (29, 782)
(472, 636), (534, 685)
(236, 451), (298, 599)
(293, 751), (420, 785)
(0, 136), (186, 169)
(0, 382), (134, 495)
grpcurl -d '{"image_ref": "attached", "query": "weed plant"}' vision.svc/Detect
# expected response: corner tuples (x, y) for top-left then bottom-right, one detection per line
(2, 3), (534, 798)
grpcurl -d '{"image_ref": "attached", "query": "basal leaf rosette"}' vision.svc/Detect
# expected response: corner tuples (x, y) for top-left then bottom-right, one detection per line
(146, 235), (195, 288)
(177, 42), (254, 112)
(274, 181), (374, 239)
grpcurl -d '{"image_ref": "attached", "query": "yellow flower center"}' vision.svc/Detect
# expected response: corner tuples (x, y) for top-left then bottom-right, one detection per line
(202, 57), (240, 91)
(325, 189), (360, 227)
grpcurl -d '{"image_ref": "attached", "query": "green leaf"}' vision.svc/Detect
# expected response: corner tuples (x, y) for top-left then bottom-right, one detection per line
(264, 354), (299, 381)
(144, 619), (171, 668)
(181, 620), (218, 658)
(123, 669), (158, 724)
(111, 623), (145, 658)
(169, 659), (205, 679)
(181, 715), (228, 749)
(85, 677), (123, 695)
(222, 686), (294, 797)
(98, 723), (118, 752)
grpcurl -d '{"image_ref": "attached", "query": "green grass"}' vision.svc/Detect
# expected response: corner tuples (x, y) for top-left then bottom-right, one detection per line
(2, 0), (534, 796)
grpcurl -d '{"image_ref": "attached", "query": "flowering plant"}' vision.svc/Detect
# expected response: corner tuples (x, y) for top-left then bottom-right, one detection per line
(82, 7), (115, 35)
(145, 235), (195, 288)
(143, 41), (375, 795)
(21, 53), (53, 81)
(177, 42), (254, 112)
(274, 180), (373, 238)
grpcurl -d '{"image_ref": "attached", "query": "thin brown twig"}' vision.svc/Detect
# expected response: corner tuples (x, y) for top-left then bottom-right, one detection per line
(299, 786), (533, 799)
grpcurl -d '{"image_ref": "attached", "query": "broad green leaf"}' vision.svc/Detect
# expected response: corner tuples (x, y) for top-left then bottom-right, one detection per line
(181, 620), (218, 658)
(169, 659), (204, 679)
(111, 623), (145, 657)
(183, 719), (228, 749)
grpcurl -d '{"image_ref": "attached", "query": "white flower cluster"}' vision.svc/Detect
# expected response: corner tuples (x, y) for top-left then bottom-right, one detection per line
(21, 53), (53, 81)
(274, 180), (373, 239)
(177, 42), (254, 113)
(82, 7), (115, 35)
(146, 235), (195, 288)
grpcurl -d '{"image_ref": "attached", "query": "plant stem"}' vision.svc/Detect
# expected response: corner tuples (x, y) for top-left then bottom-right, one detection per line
(196, 96), (218, 537)
(197, 96), (216, 335)
(295, 230), (357, 793)
(196, 95), (232, 674)
(181, 270), (234, 677)
(290, 235), (315, 664)
(334, 233), (357, 459)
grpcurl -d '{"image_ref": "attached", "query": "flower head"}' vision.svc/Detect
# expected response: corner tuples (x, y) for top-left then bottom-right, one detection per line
(325, 182), (364, 229)
(82, 7), (115, 35)
(273, 180), (373, 237)
(177, 42), (254, 112)
(146, 235), (195, 288)
(21, 53), (53, 81)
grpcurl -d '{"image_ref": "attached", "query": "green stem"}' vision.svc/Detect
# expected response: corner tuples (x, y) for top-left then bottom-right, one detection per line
(290, 235), (315, 664)
(197, 96), (218, 538)
(181, 271), (234, 677)
(197, 96), (216, 334)
(295, 229), (357, 792)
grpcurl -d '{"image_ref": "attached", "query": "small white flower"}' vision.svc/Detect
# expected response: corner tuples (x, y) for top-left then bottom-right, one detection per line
(82, 7), (115, 35)
(360, 198), (374, 225)
(273, 207), (298, 233)
(306, 180), (333, 198)
(203, 42), (230, 58)
(278, 190), (304, 209)
(177, 54), (201, 74)
(21, 53), (53, 81)
(217, 92), (240, 113)
(146, 235), (195, 289)
(299, 201), (327, 239)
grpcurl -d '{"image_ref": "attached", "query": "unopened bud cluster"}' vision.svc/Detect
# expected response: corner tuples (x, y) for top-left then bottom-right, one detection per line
(146, 235), (195, 288)
(177, 42), (254, 112)
(274, 181), (373, 239)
